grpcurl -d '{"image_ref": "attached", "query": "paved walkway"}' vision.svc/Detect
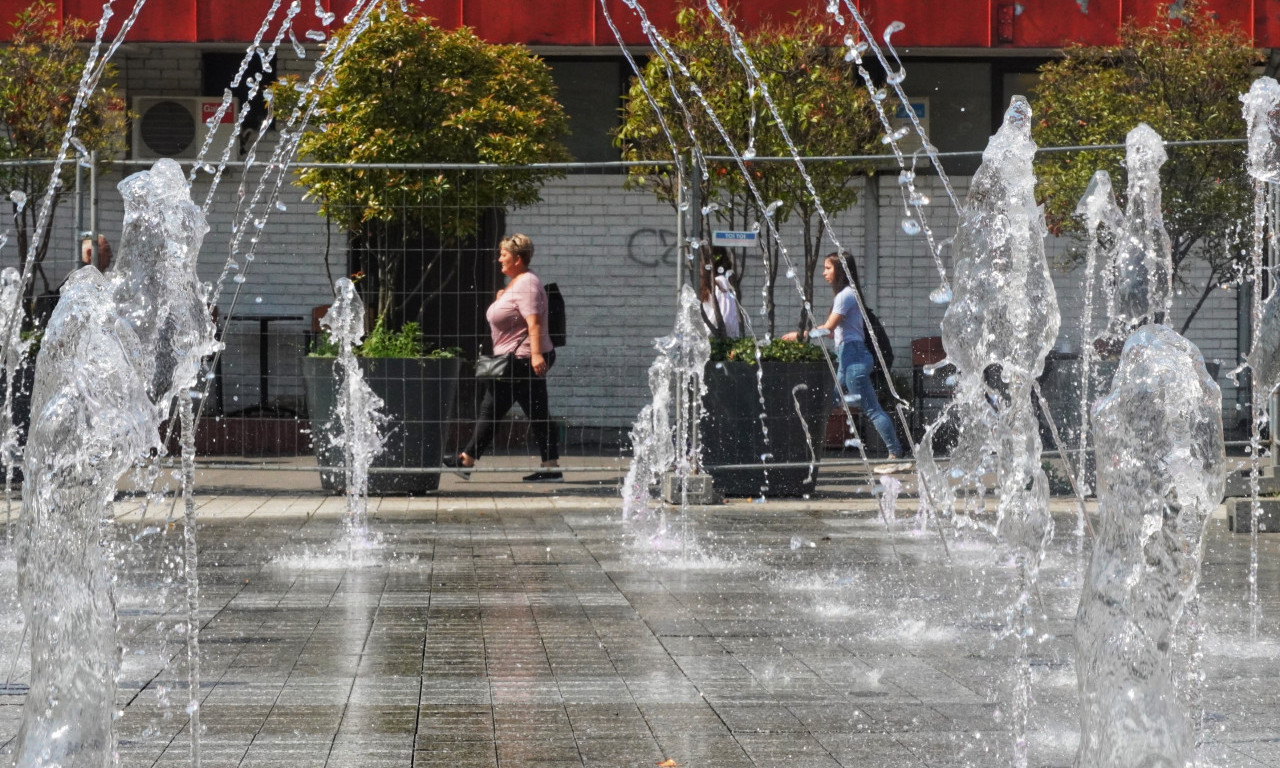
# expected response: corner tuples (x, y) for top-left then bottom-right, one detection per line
(0, 458), (1276, 767)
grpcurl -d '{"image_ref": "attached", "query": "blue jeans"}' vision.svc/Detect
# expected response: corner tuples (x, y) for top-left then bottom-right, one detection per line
(838, 341), (903, 456)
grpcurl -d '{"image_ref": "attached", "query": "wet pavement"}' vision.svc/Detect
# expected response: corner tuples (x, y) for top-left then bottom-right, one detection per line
(0, 459), (1278, 767)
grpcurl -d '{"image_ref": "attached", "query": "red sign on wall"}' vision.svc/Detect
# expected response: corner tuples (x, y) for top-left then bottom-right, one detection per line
(201, 100), (234, 125)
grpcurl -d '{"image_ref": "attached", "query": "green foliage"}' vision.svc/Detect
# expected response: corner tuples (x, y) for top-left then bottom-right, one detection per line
(360, 318), (425, 358)
(310, 318), (461, 359)
(0, 1), (127, 299)
(1031, 0), (1259, 333)
(615, 4), (882, 335)
(275, 5), (570, 321)
(710, 336), (826, 364)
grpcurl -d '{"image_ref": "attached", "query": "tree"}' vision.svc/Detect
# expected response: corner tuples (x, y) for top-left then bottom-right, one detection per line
(615, 3), (882, 336)
(0, 1), (126, 306)
(276, 5), (570, 328)
(1031, 0), (1259, 334)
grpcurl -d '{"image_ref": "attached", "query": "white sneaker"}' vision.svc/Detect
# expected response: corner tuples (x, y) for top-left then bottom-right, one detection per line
(874, 457), (912, 475)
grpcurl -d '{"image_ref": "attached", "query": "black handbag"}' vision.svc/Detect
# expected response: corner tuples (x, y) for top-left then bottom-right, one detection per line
(474, 353), (514, 380)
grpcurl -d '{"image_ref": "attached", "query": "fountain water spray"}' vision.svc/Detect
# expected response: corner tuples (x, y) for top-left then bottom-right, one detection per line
(14, 159), (216, 768)
(1240, 76), (1280, 636)
(1110, 124), (1174, 333)
(0, 268), (28, 536)
(1076, 324), (1224, 768)
(319, 277), (387, 551)
(621, 285), (709, 547)
(1073, 171), (1124, 500)
(915, 96), (1059, 768)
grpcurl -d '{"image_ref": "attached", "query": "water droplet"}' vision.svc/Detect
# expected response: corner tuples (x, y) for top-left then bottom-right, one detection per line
(764, 200), (783, 216)
(898, 170), (915, 185)
(909, 192), (930, 207)
(886, 69), (907, 86)
(741, 146), (756, 161)
(883, 20), (907, 43)
(901, 217), (921, 235)
(305, 29), (327, 42)
(8, 191), (25, 209)
(843, 34), (855, 47)
(700, 203), (720, 215)
(872, 88), (888, 103)
(882, 126), (911, 145)
(233, 275), (246, 284)
(254, 296), (263, 304)
(785, 268), (796, 280)
(750, 222), (761, 233)
(843, 439), (862, 448)
(288, 28), (307, 59)
(930, 285), (953, 304)
(275, 201), (287, 211)
(679, 201), (690, 211)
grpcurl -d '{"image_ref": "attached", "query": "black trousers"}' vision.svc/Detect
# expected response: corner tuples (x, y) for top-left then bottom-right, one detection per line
(463, 351), (559, 462)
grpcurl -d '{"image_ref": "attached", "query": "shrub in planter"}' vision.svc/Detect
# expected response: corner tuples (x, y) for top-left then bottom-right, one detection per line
(701, 338), (834, 497)
(304, 319), (462, 495)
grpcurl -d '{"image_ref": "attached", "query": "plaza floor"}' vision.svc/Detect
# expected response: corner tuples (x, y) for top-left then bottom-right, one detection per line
(0, 458), (1278, 767)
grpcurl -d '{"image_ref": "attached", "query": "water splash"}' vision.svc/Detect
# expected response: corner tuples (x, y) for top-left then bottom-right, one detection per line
(1074, 171), (1124, 497)
(914, 96), (1059, 768)
(319, 277), (387, 552)
(1110, 124), (1173, 333)
(620, 285), (709, 548)
(14, 159), (217, 768)
(0, 268), (28, 536)
(1240, 76), (1280, 638)
(1076, 324), (1224, 768)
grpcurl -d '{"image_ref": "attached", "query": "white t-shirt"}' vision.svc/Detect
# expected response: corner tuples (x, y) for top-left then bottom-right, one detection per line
(831, 285), (865, 346)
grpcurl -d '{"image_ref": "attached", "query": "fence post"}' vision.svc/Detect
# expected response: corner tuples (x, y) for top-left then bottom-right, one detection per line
(863, 174), (880, 308)
(684, 151), (703, 294)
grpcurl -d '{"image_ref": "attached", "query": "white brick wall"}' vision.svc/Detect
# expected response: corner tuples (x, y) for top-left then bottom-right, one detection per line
(10, 44), (1246, 432)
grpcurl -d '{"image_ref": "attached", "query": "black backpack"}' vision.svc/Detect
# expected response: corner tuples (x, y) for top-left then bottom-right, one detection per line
(546, 282), (567, 347)
(864, 307), (893, 373)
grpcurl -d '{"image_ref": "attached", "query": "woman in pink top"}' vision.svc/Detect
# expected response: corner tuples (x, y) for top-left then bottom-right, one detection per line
(445, 234), (562, 482)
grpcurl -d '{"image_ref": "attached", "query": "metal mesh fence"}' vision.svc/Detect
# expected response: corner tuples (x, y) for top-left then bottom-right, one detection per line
(0, 149), (1260, 490)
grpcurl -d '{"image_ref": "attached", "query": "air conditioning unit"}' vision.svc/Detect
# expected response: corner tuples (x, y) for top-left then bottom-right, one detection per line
(131, 96), (240, 161)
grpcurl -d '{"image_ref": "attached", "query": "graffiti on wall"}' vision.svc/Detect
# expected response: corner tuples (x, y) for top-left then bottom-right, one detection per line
(626, 228), (678, 268)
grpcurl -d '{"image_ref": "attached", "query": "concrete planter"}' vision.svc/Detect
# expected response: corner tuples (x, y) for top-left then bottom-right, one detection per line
(700, 360), (833, 498)
(303, 356), (461, 495)
(1227, 497), (1280, 533)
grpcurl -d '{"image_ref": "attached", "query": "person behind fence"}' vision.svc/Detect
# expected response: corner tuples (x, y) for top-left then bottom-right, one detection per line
(782, 251), (906, 472)
(699, 246), (741, 337)
(445, 233), (562, 482)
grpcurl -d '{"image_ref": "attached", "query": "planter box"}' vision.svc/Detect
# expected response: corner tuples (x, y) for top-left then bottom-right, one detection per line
(1227, 497), (1280, 533)
(303, 356), (461, 495)
(701, 360), (834, 497)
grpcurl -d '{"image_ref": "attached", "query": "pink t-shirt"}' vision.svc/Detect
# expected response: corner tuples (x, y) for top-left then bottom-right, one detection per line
(486, 271), (552, 357)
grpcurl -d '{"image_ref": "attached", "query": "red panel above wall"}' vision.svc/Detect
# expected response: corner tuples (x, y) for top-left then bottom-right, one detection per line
(66, 0), (196, 42)
(0, 0), (1275, 47)
(1122, 0), (1254, 37)
(413, 0), (462, 29)
(596, 0), (678, 46)
(196, 0), (279, 42)
(1013, 0), (1123, 47)
(859, 0), (992, 48)
(461, 0), (596, 45)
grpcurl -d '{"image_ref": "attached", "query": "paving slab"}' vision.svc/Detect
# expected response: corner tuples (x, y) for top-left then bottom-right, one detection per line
(0, 460), (1276, 766)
